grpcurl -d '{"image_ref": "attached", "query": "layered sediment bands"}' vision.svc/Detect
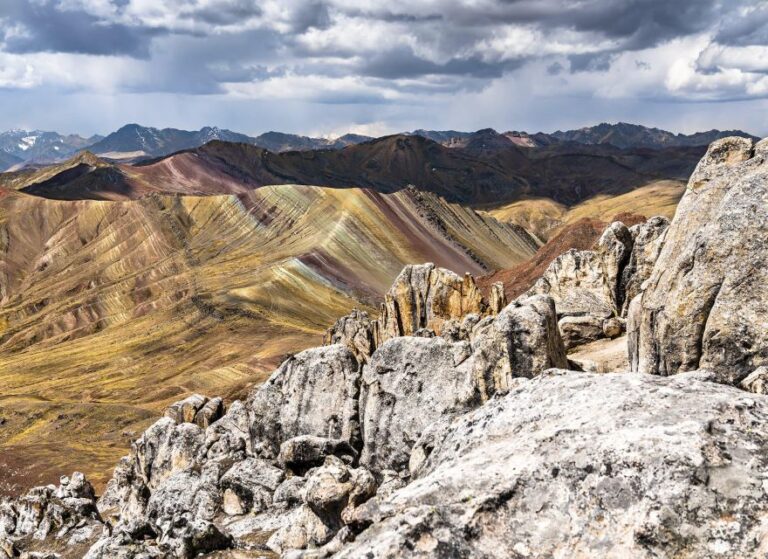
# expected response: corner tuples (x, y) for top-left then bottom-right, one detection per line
(0, 185), (537, 493)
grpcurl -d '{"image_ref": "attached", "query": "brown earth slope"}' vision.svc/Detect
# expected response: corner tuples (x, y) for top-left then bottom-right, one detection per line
(0, 185), (537, 495)
(13, 136), (703, 207)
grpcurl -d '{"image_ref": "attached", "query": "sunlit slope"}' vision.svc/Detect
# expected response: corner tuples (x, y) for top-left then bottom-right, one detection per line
(0, 184), (537, 493)
(485, 180), (685, 239)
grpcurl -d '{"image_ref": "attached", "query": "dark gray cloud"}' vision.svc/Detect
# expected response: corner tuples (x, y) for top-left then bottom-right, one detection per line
(0, 0), (160, 57)
(178, 1), (262, 27)
(359, 46), (517, 80)
(0, 0), (766, 133)
(715, 3), (768, 46)
(568, 52), (617, 73)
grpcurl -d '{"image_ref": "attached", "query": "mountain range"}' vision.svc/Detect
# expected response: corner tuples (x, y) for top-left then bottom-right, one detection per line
(0, 122), (758, 497)
(4, 133), (705, 211)
(0, 129), (103, 166)
(0, 122), (757, 170)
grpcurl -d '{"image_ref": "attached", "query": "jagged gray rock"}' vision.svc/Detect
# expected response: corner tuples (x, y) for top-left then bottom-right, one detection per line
(359, 336), (478, 473)
(528, 217), (670, 348)
(360, 294), (567, 473)
(470, 295), (568, 395)
(529, 222), (632, 319)
(0, 472), (102, 557)
(338, 371), (768, 558)
(323, 309), (379, 363)
(220, 458), (284, 515)
(629, 136), (768, 383)
(489, 282), (507, 313)
(248, 344), (362, 459)
(267, 456), (376, 554)
(620, 216), (670, 316)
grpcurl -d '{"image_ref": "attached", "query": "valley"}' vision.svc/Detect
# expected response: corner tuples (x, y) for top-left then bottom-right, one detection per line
(0, 184), (536, 494)
(0, 123), (745, 503)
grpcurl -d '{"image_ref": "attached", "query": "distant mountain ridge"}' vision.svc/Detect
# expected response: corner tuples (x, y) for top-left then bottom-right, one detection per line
(410, 123), (758, 150)
(0, 122), (757, 171)
(538, 122), (759, 149)
(8, 133), (706, 208)
(85, 124), (255, 158)
(0, 129), (102, 165)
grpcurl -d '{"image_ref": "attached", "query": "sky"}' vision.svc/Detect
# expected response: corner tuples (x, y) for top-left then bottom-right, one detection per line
(0, 0), (767, 138)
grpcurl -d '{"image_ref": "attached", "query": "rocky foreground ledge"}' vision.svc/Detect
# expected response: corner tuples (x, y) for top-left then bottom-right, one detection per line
(3, 136), (768, 559)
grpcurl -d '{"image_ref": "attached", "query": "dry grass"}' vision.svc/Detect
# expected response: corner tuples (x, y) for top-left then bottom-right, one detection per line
(0, 185), (535, 494)
(483, 180), (685, 239)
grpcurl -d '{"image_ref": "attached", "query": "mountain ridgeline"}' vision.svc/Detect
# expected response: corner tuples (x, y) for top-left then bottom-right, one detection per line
(0, 122), (757, 171)
(3, 132), (714, 208)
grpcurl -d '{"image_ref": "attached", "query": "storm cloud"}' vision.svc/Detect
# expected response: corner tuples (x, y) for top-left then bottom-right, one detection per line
(0, 0), (766, 136)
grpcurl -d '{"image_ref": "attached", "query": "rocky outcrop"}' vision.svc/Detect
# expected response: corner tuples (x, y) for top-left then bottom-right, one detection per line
(359, 337), (478, 473)
(326, 264), (505, 362)
(528, 216), (669, 349)
(248, 345), (362, 458)
(0, 472), (102, 557)
(0, 262), (569, 558)
(338, 371), (768, 558)
(360, 294), (567, 473)
(529, 222), (632, 319)
(323, 309), (379, 364)
(629, 137), (768, 383)
(377, 263), (488, 341)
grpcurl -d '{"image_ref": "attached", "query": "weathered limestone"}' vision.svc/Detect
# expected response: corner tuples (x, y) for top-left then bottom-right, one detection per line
(620, 217), (670, 316)
(248, 344), (362, 458)
(359, 337), (478, 473)
(323, 309), (379, 363)
(267, 456), (376, 554)
(529, 217), (669, 349)
(629, 136), (768, 383)
(470, 295), (568, 395)
(377, 263), (488, 340)
(360, 294), (567, 473)
(528, 222), (632, 319)
(489, 282), (507, 313)
(338, 372), (768, 558)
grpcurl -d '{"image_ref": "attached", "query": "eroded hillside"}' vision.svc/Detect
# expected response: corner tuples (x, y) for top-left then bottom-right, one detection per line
(0, 185), (537, 494)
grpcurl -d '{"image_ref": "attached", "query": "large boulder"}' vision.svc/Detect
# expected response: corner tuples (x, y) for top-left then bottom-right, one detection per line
(359, 337), (478, 473)
(248, 345), (362, 458)
(470, 295), (568, 395)
(629, 137), (768, 383)
(133, 419), (205, 490)
(338, 371), (768, 558)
